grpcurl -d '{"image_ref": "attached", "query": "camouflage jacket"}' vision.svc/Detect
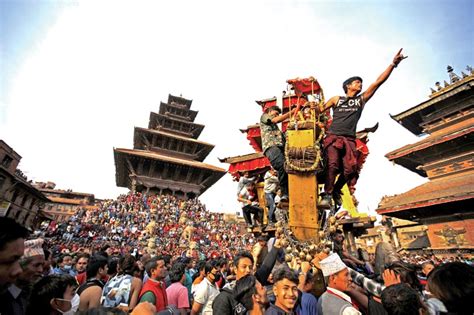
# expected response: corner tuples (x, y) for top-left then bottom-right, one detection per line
(260, 113), (284, 153)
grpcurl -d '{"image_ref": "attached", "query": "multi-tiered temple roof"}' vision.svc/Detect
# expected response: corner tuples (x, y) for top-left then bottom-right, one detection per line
(114, 94), (225, 198)
(376, 66), (474, 253)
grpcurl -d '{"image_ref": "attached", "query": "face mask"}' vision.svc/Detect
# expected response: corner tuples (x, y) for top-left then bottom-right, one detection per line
(54, 298), (72, 314)
(213, 273), (221, 282)
(63, 294), (80, 315)
(63, 265), (72, 271)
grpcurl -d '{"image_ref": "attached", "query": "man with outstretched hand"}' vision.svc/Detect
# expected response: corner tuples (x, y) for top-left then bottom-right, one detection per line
(319, 49), (407, 210)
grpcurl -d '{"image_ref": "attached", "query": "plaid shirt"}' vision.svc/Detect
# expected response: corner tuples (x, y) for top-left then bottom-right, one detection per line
(348, 268), (385, 297)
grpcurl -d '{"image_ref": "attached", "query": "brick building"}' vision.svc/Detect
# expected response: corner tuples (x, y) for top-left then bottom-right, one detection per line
(0, 140), (50, 229)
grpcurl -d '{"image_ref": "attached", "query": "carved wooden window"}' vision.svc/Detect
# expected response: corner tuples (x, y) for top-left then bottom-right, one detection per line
(1, 155), (13, 168)
(0, 174), (5, 190)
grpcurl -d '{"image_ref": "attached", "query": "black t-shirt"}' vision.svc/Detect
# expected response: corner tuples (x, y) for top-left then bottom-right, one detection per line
(368, 295), (388, 315)
(328, 95), (365, 137)
(77, 278), (105, 296)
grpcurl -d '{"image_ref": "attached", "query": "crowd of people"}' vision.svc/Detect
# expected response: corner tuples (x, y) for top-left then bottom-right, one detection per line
(1, 189), (473, 315)
(43, 193), (252, 260)
(1, 50), (473, 314)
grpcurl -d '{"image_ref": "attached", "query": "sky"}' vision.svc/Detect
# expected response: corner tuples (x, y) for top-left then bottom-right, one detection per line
(1, 0), (473, 218)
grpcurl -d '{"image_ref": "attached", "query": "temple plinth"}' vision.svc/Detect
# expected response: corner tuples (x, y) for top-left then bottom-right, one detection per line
(114, 94), (225, 198)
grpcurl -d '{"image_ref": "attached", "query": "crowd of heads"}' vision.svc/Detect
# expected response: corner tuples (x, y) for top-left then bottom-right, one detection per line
(1, 191), (473, 315)
(42, 192), (254, 260)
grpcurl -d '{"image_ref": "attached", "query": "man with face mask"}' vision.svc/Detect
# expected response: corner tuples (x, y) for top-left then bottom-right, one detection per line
(0, 238), (44, 315)
(53, 254), (76, 277)
(26, 274), (78, 315)
(191, 260), (220, 315)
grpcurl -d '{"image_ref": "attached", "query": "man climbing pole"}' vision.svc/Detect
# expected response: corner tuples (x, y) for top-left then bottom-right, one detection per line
(260, 106), (296, 202)
(319, 48), (407, 210)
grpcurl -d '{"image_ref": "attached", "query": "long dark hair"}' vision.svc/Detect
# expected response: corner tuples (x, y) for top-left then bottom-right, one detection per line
(427, 262), (474, 314)
(386, 261), (422, 293)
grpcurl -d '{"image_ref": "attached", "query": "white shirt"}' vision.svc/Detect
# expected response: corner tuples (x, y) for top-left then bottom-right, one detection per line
(238, 186), (256, 208)
(193, 277), (219, 314)
(326, 287), (361, 315)
(264, 171), (279, 193)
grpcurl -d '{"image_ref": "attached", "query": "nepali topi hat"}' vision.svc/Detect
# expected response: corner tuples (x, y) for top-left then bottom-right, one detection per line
(23, 238), (45, 258)
(319, 252), (347, 276)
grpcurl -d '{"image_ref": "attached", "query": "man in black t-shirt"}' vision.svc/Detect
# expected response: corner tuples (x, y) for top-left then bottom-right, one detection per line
(318, 49), (407, 210)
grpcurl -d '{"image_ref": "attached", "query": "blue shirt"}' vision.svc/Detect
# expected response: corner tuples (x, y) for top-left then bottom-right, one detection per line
(295, 291), (318, 315)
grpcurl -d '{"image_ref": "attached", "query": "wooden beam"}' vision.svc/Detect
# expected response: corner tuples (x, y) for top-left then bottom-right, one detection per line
(172, 165), (181, 181)
(161, 163), (169, 179)
(192, 142), (198, 154)
(137, 160), (144, 174)
(167, 137), (174, 150)
(151, 134), (157, 148)
(176, 139), (183, 153)
(197, 171), (205, 184)
(142, 135), (152, 149)
(148, 160), (156, 177)
(126, 158), (136, 175)
(185, 168), (194, 183)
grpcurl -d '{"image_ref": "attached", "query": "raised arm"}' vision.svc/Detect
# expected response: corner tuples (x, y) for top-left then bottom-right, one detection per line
(362, 48), (407, 103)
(271, 108), (296, 123)
(320, 96), (340, 112)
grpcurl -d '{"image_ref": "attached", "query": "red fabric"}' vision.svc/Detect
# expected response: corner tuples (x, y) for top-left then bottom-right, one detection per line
(323, 134), (358, 194)
(139, 280), (168, 312)
(227, 156), (271, 177)
(76, 272), (86, 285)
(324, 134), (358, 175)
(355, 138), (369, 155)
(287, 77), (321, 96)
(259, 99), (277, 112)
(246, 127), (262, 152)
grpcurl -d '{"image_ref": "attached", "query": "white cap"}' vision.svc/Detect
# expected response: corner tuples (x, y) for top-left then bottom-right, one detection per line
(23, 238), (44, 258)
(319, 253), (347, 276)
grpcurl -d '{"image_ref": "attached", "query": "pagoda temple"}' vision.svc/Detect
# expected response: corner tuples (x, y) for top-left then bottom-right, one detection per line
(376, 66), (474, 255)
(114, 94), (226, 198)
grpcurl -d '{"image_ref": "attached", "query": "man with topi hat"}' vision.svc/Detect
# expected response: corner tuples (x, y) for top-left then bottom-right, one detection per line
(317, 253), (361, 315)
(319, 49), (407, 210)
(0, 238), (45, 315)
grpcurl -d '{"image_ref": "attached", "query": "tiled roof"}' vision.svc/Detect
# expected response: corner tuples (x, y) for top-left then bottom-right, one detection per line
(376, 171), (474, 215)
(134, 127), (214, 147)
(114, 148), (226, 173)
(386, 123), (473, 161)
(48, 197), (83, 205)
